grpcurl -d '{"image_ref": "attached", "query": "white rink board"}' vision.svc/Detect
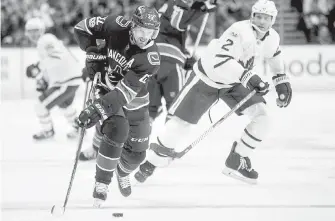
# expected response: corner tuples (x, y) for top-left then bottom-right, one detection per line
(1, 45), (335, 100)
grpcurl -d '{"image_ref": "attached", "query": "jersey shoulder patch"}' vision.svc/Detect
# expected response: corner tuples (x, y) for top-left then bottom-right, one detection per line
(115, 16), (131, 28)
(88, 15), (130, 33)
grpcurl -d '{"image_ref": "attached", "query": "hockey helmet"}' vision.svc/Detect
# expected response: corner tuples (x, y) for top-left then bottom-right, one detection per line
(251, 0), (278, 33)
(131, 6), (160, 39)
(25, 17), (46, 42)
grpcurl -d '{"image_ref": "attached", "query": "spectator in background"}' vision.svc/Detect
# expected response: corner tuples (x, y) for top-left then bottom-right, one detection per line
(327, 0), (335, 42)
(216, 0), (252, 37)
(292, 0), (333, 43)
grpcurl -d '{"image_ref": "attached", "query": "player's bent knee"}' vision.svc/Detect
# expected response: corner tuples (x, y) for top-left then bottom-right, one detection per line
(243, 103), (271, 133)
(34, 101), (49, 116)
(146, 147), (173, 168)
(102, 116), (129, 144)
(243, 103), (268, 118)
(158, 115), (194, 149)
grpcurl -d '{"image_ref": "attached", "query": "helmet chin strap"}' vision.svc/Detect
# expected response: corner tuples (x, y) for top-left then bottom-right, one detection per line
(251, 22), (269, 34)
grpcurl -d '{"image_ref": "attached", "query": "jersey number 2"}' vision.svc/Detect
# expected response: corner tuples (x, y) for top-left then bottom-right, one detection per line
(215, 39), (234, 68)
(221, 39), (233, 51)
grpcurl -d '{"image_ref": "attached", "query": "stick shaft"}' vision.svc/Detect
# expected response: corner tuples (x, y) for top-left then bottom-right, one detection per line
(176, 90), (256, 158)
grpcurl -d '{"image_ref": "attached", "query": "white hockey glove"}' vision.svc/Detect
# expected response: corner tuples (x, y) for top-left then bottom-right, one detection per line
(272, 74), (292, 108)
(240, 70), (269, 96)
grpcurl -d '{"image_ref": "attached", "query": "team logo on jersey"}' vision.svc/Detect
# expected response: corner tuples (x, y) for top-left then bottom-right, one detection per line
(230, 31), (238, 37)
(116, 16), (131, 28)
(238, 56), (255, 71)
(147, 52), (160, 65)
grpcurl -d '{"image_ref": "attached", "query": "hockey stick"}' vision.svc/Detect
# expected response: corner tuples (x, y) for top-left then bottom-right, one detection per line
(183, 13), (209, 81)
(150, 90), (256, 159)
(175, 90), (256, 159)
(51, 75), (98, 216)
(190, 13), (209, 57)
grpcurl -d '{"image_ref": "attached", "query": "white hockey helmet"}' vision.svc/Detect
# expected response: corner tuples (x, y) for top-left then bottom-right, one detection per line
(251, 0), (278, 32)
(25, 17), (46, 42)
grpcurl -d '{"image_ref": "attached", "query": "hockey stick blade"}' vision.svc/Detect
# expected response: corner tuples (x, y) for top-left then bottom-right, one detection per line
(174, 90), (257, 159)
(51, 205), (65, 217)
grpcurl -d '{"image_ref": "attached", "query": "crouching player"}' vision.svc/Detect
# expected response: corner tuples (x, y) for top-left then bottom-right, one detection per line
(25, 18), (82, 140)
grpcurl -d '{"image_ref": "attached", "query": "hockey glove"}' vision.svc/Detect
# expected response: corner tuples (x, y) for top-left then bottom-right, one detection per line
(184, 56), (197, 70)
(36, 77), (48, 92)
(240, 70), (269, 96)
(77, 98), (110, 129)
(26, 62), (41, 78)
(82, 46), (107, 81)
(272, 74), (292, 108)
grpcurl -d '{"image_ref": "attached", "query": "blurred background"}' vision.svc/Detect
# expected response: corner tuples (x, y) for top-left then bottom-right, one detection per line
(1, 0), (334, 47)
(1, 0), (335, 99)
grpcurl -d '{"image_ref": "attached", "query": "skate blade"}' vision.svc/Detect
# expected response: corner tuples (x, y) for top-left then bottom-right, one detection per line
(67, 134), (79, 139)
(33, 137), (55, 142)
(93, 198), (105, 208)
(222, 167), (257, 185)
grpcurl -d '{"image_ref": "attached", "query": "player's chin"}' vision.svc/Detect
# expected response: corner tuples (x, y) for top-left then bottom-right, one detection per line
(136, 43), (147, 48)
(135, 40), (149, 48)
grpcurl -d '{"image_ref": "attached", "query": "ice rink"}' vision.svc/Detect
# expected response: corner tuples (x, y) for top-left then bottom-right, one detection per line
(1, 90), (335, 221)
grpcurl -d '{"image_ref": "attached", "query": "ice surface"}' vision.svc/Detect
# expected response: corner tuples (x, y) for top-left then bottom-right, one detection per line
(1, 91), (335, 221)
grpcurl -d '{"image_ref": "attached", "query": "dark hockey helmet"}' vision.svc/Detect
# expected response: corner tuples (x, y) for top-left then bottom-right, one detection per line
(131, 5), (160, 39)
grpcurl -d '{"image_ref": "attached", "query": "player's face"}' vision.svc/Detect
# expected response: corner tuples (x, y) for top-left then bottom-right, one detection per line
(251, 13), (272, 32)
(25, 29), (42, 43)
(131, 25), (155, 48)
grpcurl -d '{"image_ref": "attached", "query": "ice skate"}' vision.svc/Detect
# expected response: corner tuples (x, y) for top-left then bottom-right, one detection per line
(79, 145), (98, 161)
(222, 142), (258, 184)
(134, 161), (156, 183)
(116, 169), (132, 197)
(66, 126), (80, 139)
(33, 129), (55, 140)
(93, 181), (109, 208)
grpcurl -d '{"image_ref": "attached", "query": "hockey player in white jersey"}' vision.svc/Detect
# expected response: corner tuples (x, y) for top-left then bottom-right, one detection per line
(25, 18), (82, 140)
(135, 0), (292, 184)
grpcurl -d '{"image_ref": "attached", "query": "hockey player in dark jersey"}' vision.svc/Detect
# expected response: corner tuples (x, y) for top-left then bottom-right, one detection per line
(135, 0), (217, 183)
(148, 0), (217, 121)
(73, 5), (160, 206)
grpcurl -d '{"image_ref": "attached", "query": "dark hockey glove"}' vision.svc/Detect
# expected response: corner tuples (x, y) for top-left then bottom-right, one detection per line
(240, 70), (269, 96)
(184, 56), (197, 70)
(272, 74), (292, 108)
(77, 98), (110, 129)
(192, 0), (217, 12)
(36, 77), (48, 92)
(82, 46), (107, 81)
(26, 62), (41, 78)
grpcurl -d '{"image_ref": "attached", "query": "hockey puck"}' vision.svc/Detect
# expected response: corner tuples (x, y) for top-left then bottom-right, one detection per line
(112, 213), (123, 218)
